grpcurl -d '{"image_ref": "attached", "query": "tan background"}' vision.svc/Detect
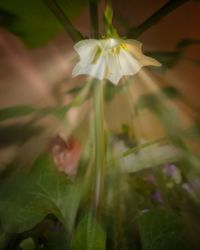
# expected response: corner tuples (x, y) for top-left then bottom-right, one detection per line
(0, 0), (199, 166)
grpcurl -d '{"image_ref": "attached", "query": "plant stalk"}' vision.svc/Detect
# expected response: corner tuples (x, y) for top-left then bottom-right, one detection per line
(127, 0), (189, 38)
(88, 0), (99, 38)
(122, 137), (166, 157)
(93, 80), (105, 214)
(43, 0), (83, 42)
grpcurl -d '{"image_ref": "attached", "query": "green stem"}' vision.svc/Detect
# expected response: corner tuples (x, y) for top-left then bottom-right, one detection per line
(88, 0), (99, 38)
(93, 80), (105, 213)
(127, 0), (189, 38)
(122, 137), (166, 157)
(43, 0), (83, 42)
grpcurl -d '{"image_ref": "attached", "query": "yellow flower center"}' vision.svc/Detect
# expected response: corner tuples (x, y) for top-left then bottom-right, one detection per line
(110, 43), (128, 55)
(91, 39), (129, 64)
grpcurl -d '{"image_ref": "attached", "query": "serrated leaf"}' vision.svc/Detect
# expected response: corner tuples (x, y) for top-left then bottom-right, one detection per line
(72, 214), (106, 250)
(138, 209), (191, 250)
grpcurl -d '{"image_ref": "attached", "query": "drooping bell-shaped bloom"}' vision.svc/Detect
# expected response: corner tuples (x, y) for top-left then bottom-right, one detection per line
(72, 38), (161, 85)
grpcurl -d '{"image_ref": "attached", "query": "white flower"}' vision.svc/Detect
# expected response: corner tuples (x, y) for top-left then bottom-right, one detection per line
(72, 38), (161, 85)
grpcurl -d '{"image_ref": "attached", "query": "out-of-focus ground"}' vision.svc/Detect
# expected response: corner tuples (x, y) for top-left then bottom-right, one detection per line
(0, 0), (200, 167)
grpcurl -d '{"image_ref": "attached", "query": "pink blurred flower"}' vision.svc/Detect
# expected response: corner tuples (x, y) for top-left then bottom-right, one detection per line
(50, 135), (82, 176)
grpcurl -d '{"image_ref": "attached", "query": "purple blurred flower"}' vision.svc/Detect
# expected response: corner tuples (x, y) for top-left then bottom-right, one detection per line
(163, 164), (177, 176)
(163, 164), (182, 184)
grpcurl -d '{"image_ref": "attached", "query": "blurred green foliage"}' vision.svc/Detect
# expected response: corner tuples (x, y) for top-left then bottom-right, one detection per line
(0, 0), (86, 46)
(138, 209), (191, 250)
(72, 214), (106, 250)
(0, 1), (200, 249)
(0, 106), (36, 122)
(0, 154), (86, 233)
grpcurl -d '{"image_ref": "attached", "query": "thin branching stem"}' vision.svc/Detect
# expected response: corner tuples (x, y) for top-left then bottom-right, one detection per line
(123, 137), (167, 157)
(43, 0), (83, 42)
(127, 0), (189, 38)
(88, 0), (99, 38)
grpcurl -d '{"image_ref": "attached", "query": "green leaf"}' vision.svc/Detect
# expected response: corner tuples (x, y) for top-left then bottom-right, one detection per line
(0, 0), (86, 47)
(138, 209), (191, 250)
(0, 83), (91, 122)
(0, 154), (86, 233)
(136, 91), (161, 111)
(72, 214), (106, 250)
(0, 106), (36, 122)
(0, 98), (88, 124)
(160, 86), (181, 99)
(135, 86), (181, 112)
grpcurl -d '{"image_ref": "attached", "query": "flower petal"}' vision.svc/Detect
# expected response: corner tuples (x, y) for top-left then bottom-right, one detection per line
(118, 49), (142, 76)
(125, 39), (161, 67)
(125, 39), (143, 60)
(72, 37), (161, 83)
(106, 54), (123, 84)
(88, 54), (107, 80)
(72, 53), (106, 81)
(140, 55), (161, 67)
(73, 39), (100, 66)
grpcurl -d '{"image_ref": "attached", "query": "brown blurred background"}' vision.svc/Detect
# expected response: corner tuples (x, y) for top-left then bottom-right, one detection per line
(0, 0), (199, 167)
(0, 0), (199, 107)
